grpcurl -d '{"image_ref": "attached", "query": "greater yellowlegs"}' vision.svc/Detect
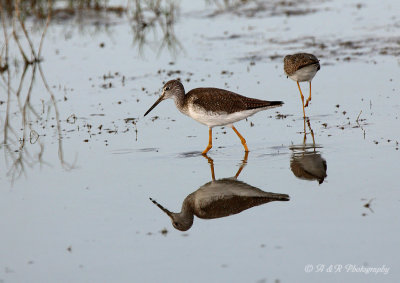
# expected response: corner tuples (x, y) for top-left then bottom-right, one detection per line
(150, 154), (289, 231)
(284, 53), (320, 117)
(144, 80), (283, 154)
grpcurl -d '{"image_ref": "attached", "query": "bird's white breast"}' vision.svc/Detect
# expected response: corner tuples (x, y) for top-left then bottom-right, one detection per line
(289, 64), (319, 82)
(187, 105), (263, 127)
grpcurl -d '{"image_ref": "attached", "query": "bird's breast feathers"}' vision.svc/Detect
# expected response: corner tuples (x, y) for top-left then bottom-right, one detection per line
(289, 64), (319, 82)
(187, 104), (262, 127)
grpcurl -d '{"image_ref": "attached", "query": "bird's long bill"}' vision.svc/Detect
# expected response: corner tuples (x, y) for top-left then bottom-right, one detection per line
(144, 94), (164, 117)
(149, 198), (173, 218)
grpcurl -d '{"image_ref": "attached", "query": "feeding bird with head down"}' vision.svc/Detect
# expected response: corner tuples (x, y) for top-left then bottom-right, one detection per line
(284, 53), (320, 117)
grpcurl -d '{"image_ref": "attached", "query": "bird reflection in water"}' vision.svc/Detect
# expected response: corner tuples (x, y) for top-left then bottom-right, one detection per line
(290, 118), (327, 184)
(149, 152), (290, 231)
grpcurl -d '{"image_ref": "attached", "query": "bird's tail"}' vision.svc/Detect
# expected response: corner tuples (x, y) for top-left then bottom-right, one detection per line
(268, 192), (290, 201)
(247, 100), (284, 110)
(269, 101), (284, 107)
(261, 100), (284, 110)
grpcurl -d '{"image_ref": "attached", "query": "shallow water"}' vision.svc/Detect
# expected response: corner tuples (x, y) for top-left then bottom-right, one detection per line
(0, 0), (399, 282)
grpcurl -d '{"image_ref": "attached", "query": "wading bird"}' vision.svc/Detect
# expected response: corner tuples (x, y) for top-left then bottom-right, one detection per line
(144, 80), (283, 154)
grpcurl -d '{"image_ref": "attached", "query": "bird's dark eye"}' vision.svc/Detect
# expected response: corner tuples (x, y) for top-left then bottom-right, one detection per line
(165, 87), (170, 91)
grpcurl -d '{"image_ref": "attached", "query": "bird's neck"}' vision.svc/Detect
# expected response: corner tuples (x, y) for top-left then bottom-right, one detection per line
(173, 87), (188, 114)
(180, 194), (195, 216)
(174, 197), (194, 229)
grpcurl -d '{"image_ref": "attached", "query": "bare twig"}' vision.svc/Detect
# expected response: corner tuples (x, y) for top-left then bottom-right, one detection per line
(1, 0), (74, 183)
(356, 110), (362, 123)
(0, 3), (9, 72)
(15, 0), (39, 62)
(11, 1), (30, 63)
(1, 3), (12, 143)
(0, 4), (9, 63)
(12, 27), (30, 63)
(38, 0), (52, 59)
(38, 63), (75, 170)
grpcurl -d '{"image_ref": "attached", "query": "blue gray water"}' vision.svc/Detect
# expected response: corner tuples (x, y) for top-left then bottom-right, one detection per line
(0, 0), (399, 282)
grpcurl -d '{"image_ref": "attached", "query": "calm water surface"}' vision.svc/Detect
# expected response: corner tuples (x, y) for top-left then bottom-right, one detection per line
(0, 0), (399, 282)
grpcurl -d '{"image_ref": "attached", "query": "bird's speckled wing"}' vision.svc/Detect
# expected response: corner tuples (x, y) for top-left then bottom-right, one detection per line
(187, 88), (282, 114)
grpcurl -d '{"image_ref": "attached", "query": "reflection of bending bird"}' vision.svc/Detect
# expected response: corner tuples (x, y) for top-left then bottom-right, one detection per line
(290, 152), (327, 184)
(150, 153), (289, 231)
(290, 118), (327, 184)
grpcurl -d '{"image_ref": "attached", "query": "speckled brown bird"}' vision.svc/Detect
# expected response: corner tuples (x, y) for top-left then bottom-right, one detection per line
(144, 80), (283, 154)
(284, 53), (320, 117)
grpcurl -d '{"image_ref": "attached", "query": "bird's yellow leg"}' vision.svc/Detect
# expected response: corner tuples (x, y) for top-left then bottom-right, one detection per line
(305, 81), (312, 107)
(234, 151), (249, 179)
(306, 118), (316, 146)
(231, 125), (249, 152)
(297, 81), (306, 118)
(202, 154), (216, 180)
(202, 127), (213, 155)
